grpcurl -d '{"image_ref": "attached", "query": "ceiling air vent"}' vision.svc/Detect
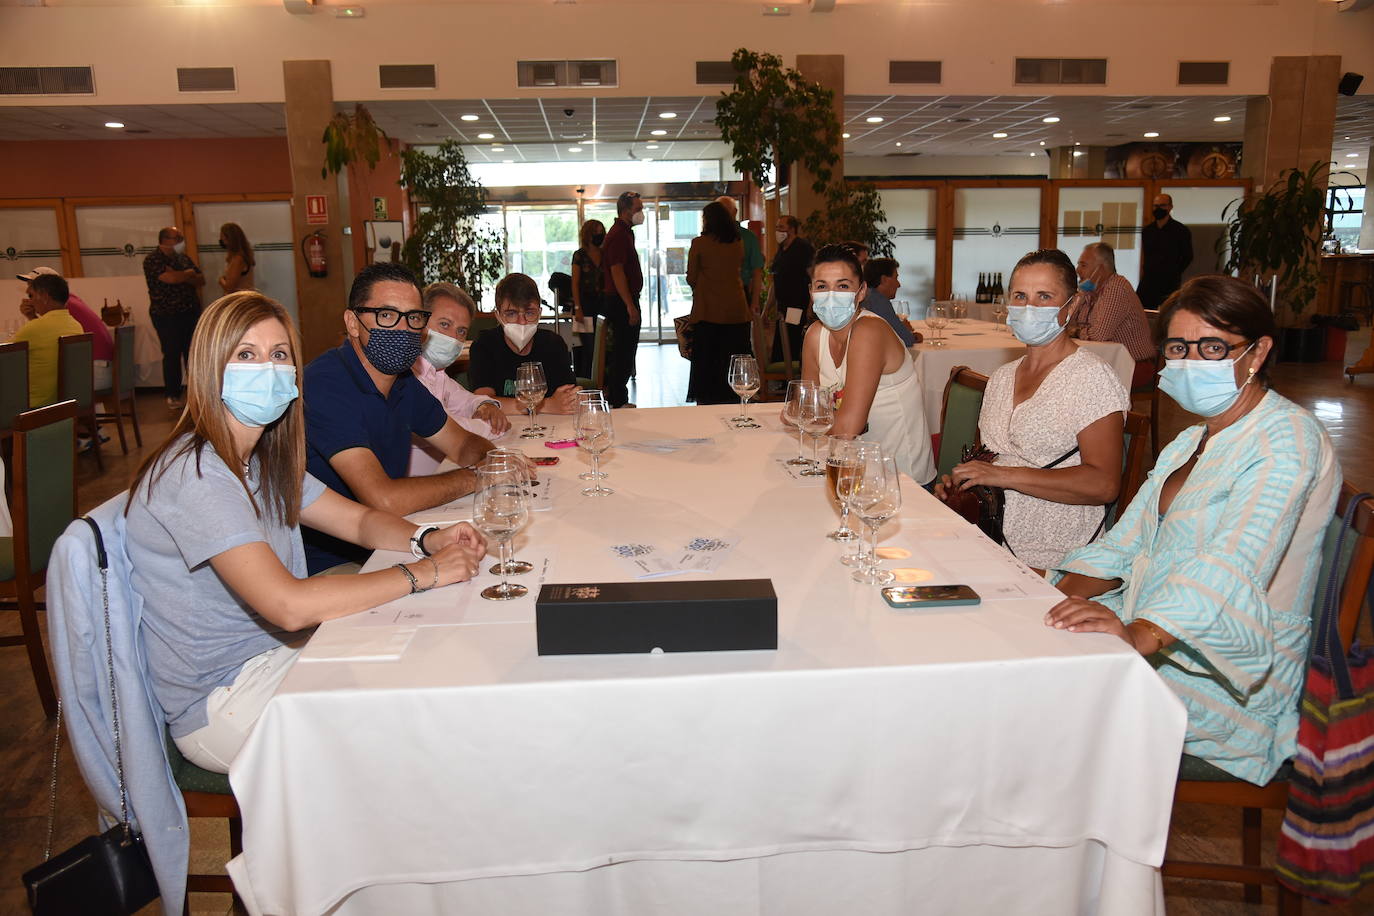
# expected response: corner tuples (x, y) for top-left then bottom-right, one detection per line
(516, 59), (618, 89)
(889, 60), (942, 85)
(379, 64), (436, 90)
(696, 61), (736, 85)
(1178, 61), (1229, 86)
(1015, 58), (1107, 85)
(0, 66), (95, 95)
(177, 67), (236, 93)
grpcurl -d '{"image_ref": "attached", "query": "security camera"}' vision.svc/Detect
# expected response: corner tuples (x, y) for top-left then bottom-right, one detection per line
(563, 108), (575, 118)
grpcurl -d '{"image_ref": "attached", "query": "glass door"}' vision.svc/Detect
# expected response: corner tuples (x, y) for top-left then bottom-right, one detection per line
(951, 187), (1042, 298)
(192, 199), (298, 324)
(503, 203), (579, 312)
(73, 203), (177, 280)
(877, 188), (937, 308)
(649, 198), (713, 343)
(1055, 187), (1144, 288)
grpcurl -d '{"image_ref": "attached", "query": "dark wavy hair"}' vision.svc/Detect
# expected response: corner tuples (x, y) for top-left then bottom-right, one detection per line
(810, 244), (864, 282)
(1158, 275), (1278, 382)
(700, 202), (740, 244)
(1009, 249), (1078, 301)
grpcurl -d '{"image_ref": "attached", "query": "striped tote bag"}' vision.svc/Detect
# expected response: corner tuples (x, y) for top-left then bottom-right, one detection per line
(1277, 492), (1374, 901)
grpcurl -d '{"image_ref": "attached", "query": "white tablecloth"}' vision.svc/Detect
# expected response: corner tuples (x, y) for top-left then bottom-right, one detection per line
(911, 320), (1136, 432)
(227, 405), (1186, 916)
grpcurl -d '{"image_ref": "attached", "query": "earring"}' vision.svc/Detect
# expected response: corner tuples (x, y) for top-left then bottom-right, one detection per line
(1248, 365), (1256, 377)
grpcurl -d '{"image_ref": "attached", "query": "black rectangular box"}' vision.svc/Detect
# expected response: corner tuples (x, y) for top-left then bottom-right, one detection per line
(536, 579), (778, 655)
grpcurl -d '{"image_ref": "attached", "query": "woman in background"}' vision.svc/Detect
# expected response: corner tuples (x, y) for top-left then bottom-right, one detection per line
(570, 219), (605, 379)
(217, 222), (256, 294)
(686, 201), (752, 404)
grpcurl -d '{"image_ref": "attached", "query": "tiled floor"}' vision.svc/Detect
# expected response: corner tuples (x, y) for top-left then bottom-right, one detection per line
(4, 333), (1374, 915)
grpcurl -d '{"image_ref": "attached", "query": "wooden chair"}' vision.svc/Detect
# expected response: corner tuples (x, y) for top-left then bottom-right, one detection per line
(1113, 410), (1152, 526)
(752, 311), (800, 402)
(1162, 483), (1374, 914)
(57, 333), (102, 470)
(1135, 309), (1163, 458)
(575, 319), (609, 390)
(0, 340), (28, 436)
(94, 325), (142, 453)
(165, 732), (246, 913)
(0, 399), (79, 719)
(934, 366), (989, 480)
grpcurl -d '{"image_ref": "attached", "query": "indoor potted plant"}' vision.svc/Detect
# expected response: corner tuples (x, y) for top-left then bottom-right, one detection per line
(399, 140), (506, 302)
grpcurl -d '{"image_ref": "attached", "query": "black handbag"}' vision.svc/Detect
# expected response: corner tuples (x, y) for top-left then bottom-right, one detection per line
(23, 517), (160, 916)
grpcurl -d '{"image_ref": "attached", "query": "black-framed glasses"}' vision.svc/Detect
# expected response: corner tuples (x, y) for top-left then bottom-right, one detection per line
(1161, 337), (1249, 361)
(352, 306), (431, 330)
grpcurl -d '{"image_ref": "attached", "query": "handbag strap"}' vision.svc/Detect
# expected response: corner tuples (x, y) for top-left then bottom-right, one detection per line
(1314, 493), (1372, 700)
(1042, 445), (1080, 470)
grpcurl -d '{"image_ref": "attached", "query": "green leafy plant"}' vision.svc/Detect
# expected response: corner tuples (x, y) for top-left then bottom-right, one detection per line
(399, 140), (506, 301)
(321, 104), (390, 179)
(713, 48), (841, 194)
(801, 181), (894, 258)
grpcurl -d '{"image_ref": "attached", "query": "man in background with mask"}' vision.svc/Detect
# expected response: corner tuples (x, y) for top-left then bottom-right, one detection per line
(1136, 193), (1192, 309)
(302, 262), (495, 575)
(469, 272), (580, 416)
(767, 214), (813, 360)
(1074, 242), (1155, 388)
(600, 190), (644, 408)
(143, 225), (205, 407)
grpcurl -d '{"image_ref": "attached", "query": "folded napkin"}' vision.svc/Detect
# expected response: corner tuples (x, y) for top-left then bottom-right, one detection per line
(298, 626), (417, 662)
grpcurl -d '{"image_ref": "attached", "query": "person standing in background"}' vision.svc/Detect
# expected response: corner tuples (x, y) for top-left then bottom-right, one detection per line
(768, 215), (814, 361)
(143, 226), (205, 408)
(600, 191), (644, 408)
(570, 219), (605, 379)
(1136, 194), (1192, 309)
(716, 196), (763, 312)
(686, 201), (752, 405)
(17, 266), (113, 390)
(217, 222), (256, 295)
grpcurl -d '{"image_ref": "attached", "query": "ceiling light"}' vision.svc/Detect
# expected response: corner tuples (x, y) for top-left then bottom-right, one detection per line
(584, 139), (597, 144)
(1042, 116), (1060, 124)
(477, 132), (494, 139)
(335, 6), (365, 18)
(992, 132), (1008, 138)
(568, 146), (583, 153)
(651, 129), (667, 136)
(658, 112), (677, 119)
(1039, 140), (1045, 146)
(895, 141), (902, 147)
(104, 121), (125, 129)
(492, 146), (505, 152)
(1073, 150), (1085, 157)
(842, 132), (851, 139)
(1348, 152), (1361, 158)
(1213, 115), (1232, 123)
(460, 114), (479, 122)
(1074, 141), (1081, 146)
(645, 143), (659, 149)
(865, 116), (884, 123)
(1143, 131), (1160, 138)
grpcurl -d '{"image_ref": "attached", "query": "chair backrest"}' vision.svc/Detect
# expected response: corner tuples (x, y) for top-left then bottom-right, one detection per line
(11, 399), (79, 578)
(1316, 484), (1374, 653)
(1115, 411), (1152, 523)
(0, 340), (29, 430)
(57, 333), (94, 409)
(936, 365), (988, 479)
(112, 325), (137, 396)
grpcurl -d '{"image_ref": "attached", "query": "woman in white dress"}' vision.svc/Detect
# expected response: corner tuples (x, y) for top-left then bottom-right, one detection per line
(937, 249), (1128, 571)
(800, 244), (935, 485)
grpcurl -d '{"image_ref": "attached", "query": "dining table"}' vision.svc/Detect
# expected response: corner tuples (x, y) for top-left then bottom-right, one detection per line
(225, 403), (1186, 916)
(909, 318), (1137, 432)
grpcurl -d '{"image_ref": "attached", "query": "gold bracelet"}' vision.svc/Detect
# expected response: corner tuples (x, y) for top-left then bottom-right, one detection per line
(1134, 617), (1168, 653)
(426, 556), (440, 590)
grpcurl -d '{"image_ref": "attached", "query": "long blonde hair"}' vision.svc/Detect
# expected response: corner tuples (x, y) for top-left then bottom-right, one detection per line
(130, 291), (305, 525)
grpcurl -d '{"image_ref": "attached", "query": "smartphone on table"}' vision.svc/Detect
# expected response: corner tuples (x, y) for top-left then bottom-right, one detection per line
(881, 585), (980, 609)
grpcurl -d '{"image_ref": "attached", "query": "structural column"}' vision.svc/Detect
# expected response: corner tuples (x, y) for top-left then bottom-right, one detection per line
(1242, 55), (1342, 191)
(792, 54), (844, 227)
(283, 60), (349, 361)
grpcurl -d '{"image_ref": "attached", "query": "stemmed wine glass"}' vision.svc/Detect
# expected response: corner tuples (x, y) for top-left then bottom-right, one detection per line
(727, 355), (761, 427)
(798, 388), (834, 476)
(849, 453), (902, 586)
(515, 362), (547, 438)
(824, 434), (864, 544)
(927, 304), (948, 348)
(481, 449), (535, 576)
(473, 464), (530, 601)
(991, 295), (1007, 332)
(575, 390), (609, 480)
(575, 399), (615, 496)
(783, 379), (818, 467)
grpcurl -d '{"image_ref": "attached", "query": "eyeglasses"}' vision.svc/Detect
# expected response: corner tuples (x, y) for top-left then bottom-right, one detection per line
(1161, 337), (1249, 361)
(497, 305), (542, 322)
(352, 306), (431, 330)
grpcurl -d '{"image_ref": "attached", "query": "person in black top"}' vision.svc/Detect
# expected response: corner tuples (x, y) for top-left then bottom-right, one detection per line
(570, 219), (606, 378)
(143, 225), (206, 407)
(1136, 193), (1193, 309)
(468, 273), (579, 415)
(768, 215), (814, 361)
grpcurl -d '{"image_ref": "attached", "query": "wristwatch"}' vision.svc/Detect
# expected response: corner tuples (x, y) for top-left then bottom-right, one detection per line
(410, 525), (440, 559)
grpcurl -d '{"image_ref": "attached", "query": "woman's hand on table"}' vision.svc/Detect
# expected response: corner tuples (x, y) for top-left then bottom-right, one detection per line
(1044, 597), (1130, 645)
(474, 401), (511, 435)
(423, 523), (489, 584)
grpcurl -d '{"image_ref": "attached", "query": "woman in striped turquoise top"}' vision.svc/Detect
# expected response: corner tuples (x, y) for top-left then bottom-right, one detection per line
(1045, 276), (1339, 786)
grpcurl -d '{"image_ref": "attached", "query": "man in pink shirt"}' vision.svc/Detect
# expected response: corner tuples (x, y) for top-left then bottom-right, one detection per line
(18, 266), (114, 389)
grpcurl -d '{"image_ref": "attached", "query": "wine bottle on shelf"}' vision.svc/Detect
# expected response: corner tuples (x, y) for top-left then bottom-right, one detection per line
(976, 273), (987, 304)
(993, 272), (1004, 299)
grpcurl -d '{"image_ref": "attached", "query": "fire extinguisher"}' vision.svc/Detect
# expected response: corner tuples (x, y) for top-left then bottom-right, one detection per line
(301, 230), (328, 278)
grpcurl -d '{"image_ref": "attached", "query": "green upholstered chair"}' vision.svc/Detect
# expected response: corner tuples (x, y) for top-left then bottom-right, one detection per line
(1162, 483), (1374, 914)
(752, 311), (799, 402)
(576, 319), (609, 390)
(57, 332), (102, 470)
(935, 366), (988, 480)
(0, 399), (79, 719)
(164, 729), (244, 911)
(95, 325), (142, 453)
(0, 340), (28, 435)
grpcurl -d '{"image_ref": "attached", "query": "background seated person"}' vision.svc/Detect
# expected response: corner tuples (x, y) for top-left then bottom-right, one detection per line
(1047, 276), (1339, 786)
(302, 262), (494, 574)
(468, 272), (579, 415)
(9, 269), (83, 406)
(18, 266), (114, 390)
(800, 244), (935, 486)
(936, 249), (1126, 572)
(126, 291), (487, 773)
(859, 257), (917, 346)
(1073, 242), (1156, 389)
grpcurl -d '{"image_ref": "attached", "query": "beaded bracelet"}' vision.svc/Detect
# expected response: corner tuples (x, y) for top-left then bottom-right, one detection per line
(395, 563), (421, 595)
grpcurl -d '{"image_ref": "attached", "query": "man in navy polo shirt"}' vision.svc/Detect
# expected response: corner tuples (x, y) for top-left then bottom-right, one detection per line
(303, 262), (494, 574)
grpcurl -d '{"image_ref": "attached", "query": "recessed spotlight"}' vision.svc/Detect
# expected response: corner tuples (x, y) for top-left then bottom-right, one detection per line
(651, 129), (667, 136)
(104, 121), (125, 129)
(460, 114), (479, 122)
(568, 146), (583, 153)
(1213, 115), (1232, 123)
(895, 141), (902, 147)
(1039, 140), (1046, 146)
(1073, 150), (1085, 157)
(1074, 141), (1081, 146)
(492, 146), (505, 152)
(1143, 131), (1160, 138)
(865, 116), (884, 123)
(645, 143), (659, 149)
(658, 112), (677, 119)
(584, 139), (597, 144)
(992, 132), (1008, 138)
(477, 132), (494, 139)
(1042, 116), (1060, 124)
(842, 132), (851, 139)
(1348, 152), (1361, 158)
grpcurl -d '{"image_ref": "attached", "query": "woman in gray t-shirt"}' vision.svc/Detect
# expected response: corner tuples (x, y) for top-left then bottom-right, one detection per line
(126, 290), (488, 773)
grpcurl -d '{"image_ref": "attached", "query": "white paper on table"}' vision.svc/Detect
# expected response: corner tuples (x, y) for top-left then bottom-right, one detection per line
(298, 626), (416, 662)
(886, 524), (1062, 600)
(345, 553), (549, 626)
(619, 437), (716, 455)
(407, 495), (473, 525)
(674, 535), (740, 573)
(785, 307), (803, 325)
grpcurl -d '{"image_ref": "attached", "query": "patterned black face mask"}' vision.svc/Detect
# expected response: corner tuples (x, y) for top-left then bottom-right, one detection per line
(362, 326), (422, 376)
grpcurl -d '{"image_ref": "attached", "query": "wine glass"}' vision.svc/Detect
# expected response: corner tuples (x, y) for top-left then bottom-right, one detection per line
(575, 390), (609, 479)
(515, 362), (546, 439)
(850, 453), (902, 586)
(797, 387), (834, 476)
(727, 355), (762, 426)
(951, 300), (967, 324)
(991, 295), (1007, 332)
(783, 379), (818, 467)
(480, 450), (535, 576)
(473, 465), (530, 601)
(824, 434), (863, 544)
(575, 400), (615, 496)
(927, 304), (948, 347)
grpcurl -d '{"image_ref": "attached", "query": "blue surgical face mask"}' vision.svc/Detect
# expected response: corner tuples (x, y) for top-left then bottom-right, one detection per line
(422, 331), (464, 370)
(1077, 277), (1097, 293)
(1007, 303), (1068, 346)
(812, 290), (858, 330)
(1157, 344), (1256, 417)
(222, 363), (298, 428)
(362, 326), (422, 376)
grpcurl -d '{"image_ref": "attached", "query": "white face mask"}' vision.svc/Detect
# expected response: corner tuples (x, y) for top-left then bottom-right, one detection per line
(503, 321), (538, 349)
(422, 331), (464, 370)
(630, 210), (645, 226)
(172, 241), (187, 255)
(775, 230), (788, 243)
